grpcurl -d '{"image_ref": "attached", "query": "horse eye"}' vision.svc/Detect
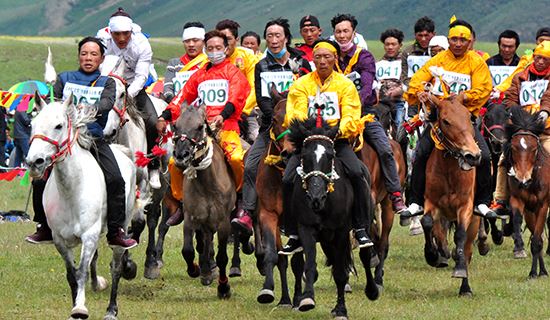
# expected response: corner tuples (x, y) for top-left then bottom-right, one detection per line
(55, 124), (63, 130)
(442, 119), (451, 126)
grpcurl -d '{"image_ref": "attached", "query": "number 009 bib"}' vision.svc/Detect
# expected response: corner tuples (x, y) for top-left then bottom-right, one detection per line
(260, 71), (294, 97)
(433, 70), (471, 96)
(307, 92), (340, 120)
(198, 79), (229, 107)
(63, 83), (104, 106)
(519, 80), (549, 106)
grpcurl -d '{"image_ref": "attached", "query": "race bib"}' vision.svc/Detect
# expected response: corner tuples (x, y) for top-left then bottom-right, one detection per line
(489, 66), (516, 86)
(173, 70), (197, 94)
(407, 55), (430, 77)
(260, 71), (294, 97)
(433, 70), (471, 96)
(307, 92), (340, 120)
(63, 83), (104, 106)
(346, 71), (362, 92)
(519, 80), (549, 106)
(198, 79), (229, 107)
(376, 60), (402, 80)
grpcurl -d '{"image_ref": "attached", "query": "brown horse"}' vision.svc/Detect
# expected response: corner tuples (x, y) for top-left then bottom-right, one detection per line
(254, 91), (304, 306)
(420, 94), (481, 296)
(504, 107), (549, 278)
(357, 132), (406, 289)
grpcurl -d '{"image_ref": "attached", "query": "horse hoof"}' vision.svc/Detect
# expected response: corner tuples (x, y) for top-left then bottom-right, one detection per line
(241, 241), (254, 255)
(157, 259), (164, 269)
(71, 306), (89, 319)
(200, 275), (213, 286)
(478, 242), (490, 256)
(257, 289), (275, 304)
(409, 218), (423, 236)
(103, 313), (117, 320)
(93, 276), (109, 291)
(298, 298), (315, 312)
(459, 291), (473, 298)
(217, 282), (231, 299)
(144, 265), (161, 280)
(492, 231), (504, 245)
(334, 317), (348, 320)
(344, 283), (352, 293)
(514, 250), (527, 259)
(376, 284), (384, 294)
(452, 269), (468, 279)
(187, 263), (200, 278)
(122, 260), (137, 280)
(399, 216), (411, 227)
(436, 256), (449, 268)
(229, 267), (242, 278)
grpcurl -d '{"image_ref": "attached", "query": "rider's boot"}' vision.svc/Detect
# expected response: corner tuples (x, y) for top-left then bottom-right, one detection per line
(108, 228), (138, 249)
(149, 169), (161, 189)
(389, 191), (407, 214)
(231, 208), (253, 236)
(166, 207), (184, 226)
(25, 223), (53, 244)
(401, 203), (424, 218)
(354, 228), (374, 248)
(474, 203), (498, 219)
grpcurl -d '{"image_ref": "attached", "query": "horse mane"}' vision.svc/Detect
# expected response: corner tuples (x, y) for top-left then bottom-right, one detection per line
(502, 106), (546, 169)
(287, 117), (338, 152)
(67, 103), (97, 150)
(125, 95), (145, 131)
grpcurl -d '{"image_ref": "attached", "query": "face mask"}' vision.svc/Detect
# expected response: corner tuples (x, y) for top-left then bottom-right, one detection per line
(267, 46), (287, 59)
(338, 40), (354, 52)
(207, 50), (226, 65)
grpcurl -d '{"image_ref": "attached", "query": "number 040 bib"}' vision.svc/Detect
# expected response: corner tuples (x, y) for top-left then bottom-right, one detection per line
(307, 92), (340, 120)
(433, 70), (471, 96)
(198, 79), (229, 107)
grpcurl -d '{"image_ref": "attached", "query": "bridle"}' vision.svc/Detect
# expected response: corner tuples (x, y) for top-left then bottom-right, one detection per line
(173, 129), (210, 167)
(296, 134), (339, 193)
(109, 72), (129, 128)
(30, 115), (78, 167)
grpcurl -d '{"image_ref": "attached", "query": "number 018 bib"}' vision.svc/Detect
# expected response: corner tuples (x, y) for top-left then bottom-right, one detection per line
(198, 79), (229, 107)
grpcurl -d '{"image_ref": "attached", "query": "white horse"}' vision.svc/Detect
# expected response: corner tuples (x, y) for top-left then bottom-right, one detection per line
(26, 92), (138, 320)
(102, 55), (172, 279)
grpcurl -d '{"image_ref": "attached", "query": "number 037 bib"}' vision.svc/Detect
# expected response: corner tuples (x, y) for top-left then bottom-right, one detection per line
(198, 79), (229, 107)
(307, 92), (341, 120)
(63, 83), (104, 106)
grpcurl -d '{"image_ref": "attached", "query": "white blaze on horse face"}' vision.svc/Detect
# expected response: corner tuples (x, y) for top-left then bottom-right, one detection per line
(314, 144), (326, 164)
(520, 137), (528, 150)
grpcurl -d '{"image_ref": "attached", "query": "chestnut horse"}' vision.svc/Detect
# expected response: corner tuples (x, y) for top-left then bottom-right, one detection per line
(254, 92), (304, 306)
(420, 95), (481, 296)
(357, 131), (406, 289)
(503, 107), (550, 278)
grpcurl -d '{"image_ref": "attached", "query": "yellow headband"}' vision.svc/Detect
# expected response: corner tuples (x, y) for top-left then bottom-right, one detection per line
(534, 40), (550, 59)
(313, 42), (337, 55)
(448, 25), (471, 40)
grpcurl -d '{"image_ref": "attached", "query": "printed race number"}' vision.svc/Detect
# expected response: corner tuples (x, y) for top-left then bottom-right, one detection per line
(489, 66), (515, 86)
(173, 71), (196, 93)
(307, 92), (340, 120)
(376, 60), (402, 80)
(260, 71), (294, 97)
(519, 80), (549, 106)
(197, 80), (229, 107)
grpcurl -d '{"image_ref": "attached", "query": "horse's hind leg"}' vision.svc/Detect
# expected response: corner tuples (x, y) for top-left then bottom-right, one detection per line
(375, 199), (394, 288)
(489, 218), (504, 245)
(155, 204), (171, 268)
(91, 249), (108, 292)
(477, 218), (490, 256)
(360, 247), (380, 301)
(229, 229), (242, 277)
(257, 210), (280, 304)
(420, 213), (441, 267)
(104, 247), (125, 320)
(182, 215), (199, 278)
(216, 224), (231, 299)
(511, 208), (527, 258)
(144, 202), (161, 280)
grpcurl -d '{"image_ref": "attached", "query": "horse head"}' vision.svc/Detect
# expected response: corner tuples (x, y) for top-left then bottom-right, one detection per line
(289, 116), (339, 212)
(482, 103), (508, 154)
(431, 94), (481, 170)
(102, 55), (130, 141)
(173, 102), (210, 169)
(504, 106), (546, 189)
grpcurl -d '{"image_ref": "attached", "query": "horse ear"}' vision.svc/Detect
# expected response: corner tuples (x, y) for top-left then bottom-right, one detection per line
(455, 92), (465, 105)
(63, 93), (74, 109)
(269, 83), (283, 101)
(429, 94), (442, 109)
(34, 91), (47, 112)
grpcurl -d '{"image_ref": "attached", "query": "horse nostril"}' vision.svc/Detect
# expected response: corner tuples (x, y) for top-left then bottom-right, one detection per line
(34, 158), (45, 166)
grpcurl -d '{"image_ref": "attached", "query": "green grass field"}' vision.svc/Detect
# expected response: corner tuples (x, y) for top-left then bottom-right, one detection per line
(1, 179), (549, 320)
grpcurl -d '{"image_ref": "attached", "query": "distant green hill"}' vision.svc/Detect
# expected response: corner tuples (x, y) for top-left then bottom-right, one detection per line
(0, 0), (545, 42)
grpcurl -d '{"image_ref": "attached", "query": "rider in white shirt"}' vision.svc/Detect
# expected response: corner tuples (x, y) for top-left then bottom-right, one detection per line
(97, 7), (161, 189)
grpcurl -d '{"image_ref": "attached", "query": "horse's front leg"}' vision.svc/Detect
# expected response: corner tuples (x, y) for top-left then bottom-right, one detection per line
(257, 209), (281, 304)
(330, 232), (351, 319)
(297, 224), (317, 312)
(216, 221), (231, 299)
(105, 246), (126, 320)
(199, 230), (215, 286)
(72, 233), (100, 319)
(144, 201), (161, 279)
(182, 212), (199, 278)
(452, 207), (471, 279)
(510, 198), (527, 258)
(54, 241), (78, 308)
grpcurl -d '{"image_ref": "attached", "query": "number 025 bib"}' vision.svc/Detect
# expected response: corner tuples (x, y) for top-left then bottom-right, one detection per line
(198, 79), (229, 107)
(519, 80), (549, 106)
(173, 70), (197, 93)
(260, 71), (294, 97)
(63, 83), (104, 106)
(433, 70), (471, 96)
(407, 55), (430, 77)
(489, 66), (516, 86)
(307, 92), (341, 120)
(376, 60), (402, 80)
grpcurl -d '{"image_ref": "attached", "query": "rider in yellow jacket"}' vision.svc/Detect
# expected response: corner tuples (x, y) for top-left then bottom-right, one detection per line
(279, 39), (374, 255)
(401, 19), (498, 219)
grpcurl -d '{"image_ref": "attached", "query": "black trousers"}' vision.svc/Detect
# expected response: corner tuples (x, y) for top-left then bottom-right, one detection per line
(242, 130), (270, 212)
(364, 120), (401, 193)
(282, 140), (370, 235)
(135, 89), (160, 169)
(32, 139), (126, 239)
(408, 125), (492, 206)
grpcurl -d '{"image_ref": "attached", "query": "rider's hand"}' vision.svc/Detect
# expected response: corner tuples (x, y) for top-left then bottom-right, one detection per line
(490, 89), (501, 100)
(210, 115), (224, 129)
(417, 91), (430, 104)
(156, 118), (167, 134)
(537, 111), (549, 123)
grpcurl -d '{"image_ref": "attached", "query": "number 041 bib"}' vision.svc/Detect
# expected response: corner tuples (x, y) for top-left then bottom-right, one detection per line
(198, 79), (229, 107)
(307, 92), (340, 120)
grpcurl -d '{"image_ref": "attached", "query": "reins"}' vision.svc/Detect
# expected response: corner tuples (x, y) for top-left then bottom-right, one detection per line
(30, 115), (79, 167)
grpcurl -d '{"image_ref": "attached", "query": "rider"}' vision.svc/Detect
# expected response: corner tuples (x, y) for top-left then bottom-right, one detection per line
(295, 15), (323, 68)
(331, 13), (407, 213)
(486, 30), (521, 94)
(401, 16), (436, 87)
(215, 19), (260, 143)
(241, 31), (263, 58)
(428, 35), (449, 57)
(377, 28), (406, 129)
(25, 37), (138, 249)
(231, 18), (311, 235)
(279, 39), (373, 254)
(97, 7), (161, 189)
(492, 41), (550, 210)
(401, 19), (496, 219)
(157, 30), (250, 192)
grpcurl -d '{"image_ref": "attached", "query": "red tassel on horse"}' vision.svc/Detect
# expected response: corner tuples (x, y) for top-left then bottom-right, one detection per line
(135, 151), (151, 167)
(316, 107), (322, 128)
(152, 145), (167, 157)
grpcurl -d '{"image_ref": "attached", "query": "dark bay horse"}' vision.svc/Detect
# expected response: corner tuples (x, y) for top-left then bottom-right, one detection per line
(254, 92), (303, 306)
(173, 103), (235, 298)
(420, 94), (481, 296)
(288, 117), (379, 319)
(503, 107), (550, 278)
(357, 128), (406, 289)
